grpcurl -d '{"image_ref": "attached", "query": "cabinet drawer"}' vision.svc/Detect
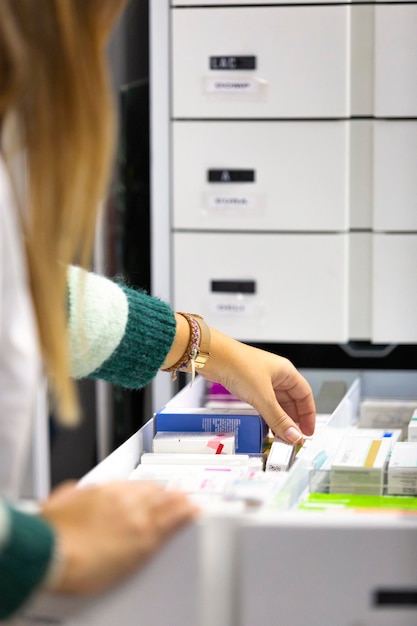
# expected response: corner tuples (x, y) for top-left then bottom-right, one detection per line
(173, 232), (349, 343)
(373, 121), (417, 231)
(375, 5), (417, 117)
(172, 121), (349, 232)
(171, 6), (350, 118)
(372, 234), (417, 343)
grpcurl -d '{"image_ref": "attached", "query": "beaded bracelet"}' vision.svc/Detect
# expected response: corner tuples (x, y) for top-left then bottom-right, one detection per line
(161, 312), (201, 383)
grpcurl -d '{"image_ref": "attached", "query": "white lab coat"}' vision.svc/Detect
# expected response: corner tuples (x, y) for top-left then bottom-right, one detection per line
(0, 154), (42, 499)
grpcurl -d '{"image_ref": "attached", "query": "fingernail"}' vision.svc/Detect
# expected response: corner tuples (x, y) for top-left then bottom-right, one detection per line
(284, 426), (303, 444)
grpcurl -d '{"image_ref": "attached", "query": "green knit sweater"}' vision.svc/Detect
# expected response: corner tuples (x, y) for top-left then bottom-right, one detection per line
(0, 267), (176, 620)
(67, 266), (176, 386)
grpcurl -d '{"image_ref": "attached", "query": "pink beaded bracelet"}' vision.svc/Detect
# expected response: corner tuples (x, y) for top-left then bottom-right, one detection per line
(161, 312), (201, 382)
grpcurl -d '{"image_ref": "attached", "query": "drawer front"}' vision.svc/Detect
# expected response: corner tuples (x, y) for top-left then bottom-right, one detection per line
(172, 6), (350, 118)
(373, 121), (417, 231)
(173, 232), (349, 342)
(372, 234), (417, 343)
(172, 121), (349, 232)
(375, 5), (417, 117)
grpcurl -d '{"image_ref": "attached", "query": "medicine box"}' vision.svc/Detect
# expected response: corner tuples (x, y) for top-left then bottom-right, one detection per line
(265, 440), (296, 472)
(152, 432), (236, 454)
(358, 398), (417, 438)
(129, 463), (252, 495)
(387, 442), (417, 496)
(330, 435), (392, 495)
(204, 381), (253, 410)
(155, 408), (265, 454)
(140, 452), (248, 467)
(349, 427), (403, 447)
(407, 409), (417, 442)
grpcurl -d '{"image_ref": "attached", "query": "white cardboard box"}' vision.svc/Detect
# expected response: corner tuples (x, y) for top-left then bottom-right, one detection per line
(387, 441), (417, 496)
(330, 435), (392, 495)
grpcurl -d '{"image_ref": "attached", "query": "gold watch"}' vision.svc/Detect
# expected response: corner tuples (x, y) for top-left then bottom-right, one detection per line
(191, 314), (211, 370)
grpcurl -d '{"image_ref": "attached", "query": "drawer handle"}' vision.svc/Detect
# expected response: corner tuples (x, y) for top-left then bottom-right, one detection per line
(210, 280), (256, 294)
(207, 169), (255, 183)
(374, 589), (417, 607)
(339, 342), (397, 359)
(209, 55), (256, 71)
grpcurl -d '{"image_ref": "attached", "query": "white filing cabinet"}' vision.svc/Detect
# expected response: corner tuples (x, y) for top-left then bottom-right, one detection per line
(150, 1), (417, 356)
(18, 371), (417, 625)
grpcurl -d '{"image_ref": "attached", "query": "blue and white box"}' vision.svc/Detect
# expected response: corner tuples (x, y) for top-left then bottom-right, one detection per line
(155, 376), (267, 454)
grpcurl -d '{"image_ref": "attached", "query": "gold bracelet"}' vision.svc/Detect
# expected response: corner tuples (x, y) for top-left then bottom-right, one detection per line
(189, 314), (211, 370)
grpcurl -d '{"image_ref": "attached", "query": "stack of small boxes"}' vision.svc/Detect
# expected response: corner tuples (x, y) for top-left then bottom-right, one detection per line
(129, 382), (274, 502)
(326, 398), (417, 497)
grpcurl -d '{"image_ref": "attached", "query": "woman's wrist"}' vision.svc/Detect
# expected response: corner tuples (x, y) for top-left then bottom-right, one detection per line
(161, 313), (211, 383)
(196, 327), (237, 382)
(160, 313), (190, 370)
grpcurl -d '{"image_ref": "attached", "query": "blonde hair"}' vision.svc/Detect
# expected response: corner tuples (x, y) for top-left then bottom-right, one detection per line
(0, 0), (126, 424)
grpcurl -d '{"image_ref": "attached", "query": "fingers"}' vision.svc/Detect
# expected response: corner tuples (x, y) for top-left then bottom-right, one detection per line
(270, 360), (316, 437)
(265, 408), (305, 444)
(83, 481), (198, 544)
(279, 396), (316, 437)
(149, 489), (199, 540)
(275, 386), (316, 437)
(266, 396), (316, 443)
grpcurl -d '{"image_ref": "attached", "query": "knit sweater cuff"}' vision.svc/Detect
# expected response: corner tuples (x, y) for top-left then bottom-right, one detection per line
(0, 504), (55, 620)
(68, 267), (176, 388)
(90, 284), (176, 387)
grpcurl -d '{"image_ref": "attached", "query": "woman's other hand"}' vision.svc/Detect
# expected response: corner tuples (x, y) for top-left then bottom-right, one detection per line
(40, 480), (199, 594)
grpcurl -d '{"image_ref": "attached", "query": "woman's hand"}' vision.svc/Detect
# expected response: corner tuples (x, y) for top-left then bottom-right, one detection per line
(40, 481), (199, 595)
(200, 328), (316, 444)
